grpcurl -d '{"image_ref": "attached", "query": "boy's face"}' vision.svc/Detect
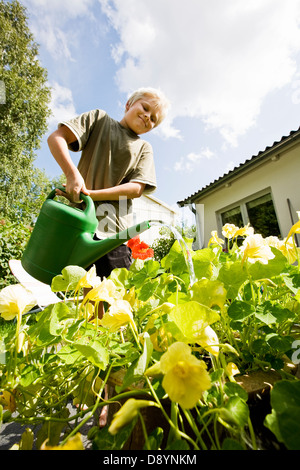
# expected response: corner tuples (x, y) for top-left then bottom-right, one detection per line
(121, 97), (162, 135)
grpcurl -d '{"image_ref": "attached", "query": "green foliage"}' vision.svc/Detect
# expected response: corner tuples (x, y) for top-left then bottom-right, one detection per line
(0, 0), (51, 221)
(2, 224), (300, 450)
(0, 219), (31, 288)
(151, 226), (175, 261)
(265, 380), (300, 450)
(151, 225), (196, 262)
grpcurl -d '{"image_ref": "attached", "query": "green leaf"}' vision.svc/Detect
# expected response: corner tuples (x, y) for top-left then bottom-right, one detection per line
(227, 300), (255, 321)
(221, 438), (245, 450)
(49, 302), (72, 336)
(218, 260), (248, 299)
(74, 340), (109, 370)
(144, 427), (164, 450)
(20, 364), (40, 387)
(266, 333), (294, 353)
(224, 382), (248, 402)
(255, 305), (277, 325)
(264, 380), (300, 450)
(248, 247), (287, 281)
(51, 265), (87, 292)
(109, 268), (131, 288)
(220, 396), (249, 428)
(161, 240), (184, 271)
(192, 248), (215, 280)
(144, 259), (161, 277)
(92, 417), (138, 450)
(190, 279), (227, 310)
(166, 439), (190, 450)
(169, 301), (220, 341)
(56, 344), (82, 364)
(138, 278), (160, 301)
(116, 333), (153, 392)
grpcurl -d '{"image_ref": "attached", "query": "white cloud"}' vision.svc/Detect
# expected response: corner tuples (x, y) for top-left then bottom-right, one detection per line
(48, 82), (77, 129)
(175, 148), (215, 172)
(23, 0), (94, 19)
(22, 0), (96, 61)
(99, 0), (300, 146)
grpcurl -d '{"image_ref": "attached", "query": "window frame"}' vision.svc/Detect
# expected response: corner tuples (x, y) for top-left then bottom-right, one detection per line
(216, 188), (281, 238)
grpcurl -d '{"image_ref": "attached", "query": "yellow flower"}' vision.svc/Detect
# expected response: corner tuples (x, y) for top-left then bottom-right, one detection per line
(286, 219), (300, 241)
(75, 265), (101, 293)
(226, 362), (240, 378)
(266, 236), (298, 264)
(108, 398), (157, 435)
(222, 223), (254, 240)
(234, 223), (254, 238)
(0, 284), (36, 321)
(241, 234), (275, 265)
(282, 237), (298, 264)
(40, 433), (84, 450)
(100, 300), (134, 332)
(160, 342), (211, 409)
(222, 223), (239, 239)
(196, 325), (219, 357)
(208, 230), (224, 247)
(82, 278), (122, 305)
(0, 390), (16, 412)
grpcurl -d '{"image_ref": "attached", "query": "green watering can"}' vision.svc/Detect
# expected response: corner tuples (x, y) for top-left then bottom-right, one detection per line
(21, 187), (151, 285)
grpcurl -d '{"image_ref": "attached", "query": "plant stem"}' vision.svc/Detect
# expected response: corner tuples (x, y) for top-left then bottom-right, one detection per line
(138, 411), (150, 450)
(145, 376), (200, 449)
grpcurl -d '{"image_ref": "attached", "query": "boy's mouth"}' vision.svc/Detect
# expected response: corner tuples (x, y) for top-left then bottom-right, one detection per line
(138, 115), (147, 127)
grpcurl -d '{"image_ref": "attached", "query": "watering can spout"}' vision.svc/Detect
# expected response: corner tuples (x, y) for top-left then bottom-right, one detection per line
(71, 220), (151, 269)
(21, 187), (151, 285)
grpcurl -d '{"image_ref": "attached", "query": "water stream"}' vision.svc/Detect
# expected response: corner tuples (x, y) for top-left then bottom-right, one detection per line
(149, 220), (197, 286)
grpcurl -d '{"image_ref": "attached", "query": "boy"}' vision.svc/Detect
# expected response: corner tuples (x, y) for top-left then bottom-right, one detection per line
(47, 87), (169, 292)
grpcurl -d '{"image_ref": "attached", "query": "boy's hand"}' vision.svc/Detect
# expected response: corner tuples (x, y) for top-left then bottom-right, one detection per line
(48, 126), (90, 203)
(56, 174), (90, 203)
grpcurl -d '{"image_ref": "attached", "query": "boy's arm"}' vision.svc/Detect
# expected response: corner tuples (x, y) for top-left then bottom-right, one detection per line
(88, 182), (146, 201)
(47, 125), (90, 203)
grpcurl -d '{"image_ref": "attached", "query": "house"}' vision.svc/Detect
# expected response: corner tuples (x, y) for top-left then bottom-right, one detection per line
(132, 193), (178, 244)
(177, 127), (300, 249)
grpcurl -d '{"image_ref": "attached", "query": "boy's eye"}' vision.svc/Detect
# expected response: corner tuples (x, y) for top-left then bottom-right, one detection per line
(141, 102), (157, 124)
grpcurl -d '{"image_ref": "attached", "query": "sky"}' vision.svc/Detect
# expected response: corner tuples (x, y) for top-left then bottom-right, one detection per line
(20, 0), (300, 224)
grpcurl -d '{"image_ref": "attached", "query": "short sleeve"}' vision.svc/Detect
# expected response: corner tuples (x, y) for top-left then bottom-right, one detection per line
(58, 110), (106, 152)
(128, 141), (157, 193)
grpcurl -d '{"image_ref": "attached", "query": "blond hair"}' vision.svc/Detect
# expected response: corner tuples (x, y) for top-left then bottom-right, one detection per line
(126, 87), (170, 126)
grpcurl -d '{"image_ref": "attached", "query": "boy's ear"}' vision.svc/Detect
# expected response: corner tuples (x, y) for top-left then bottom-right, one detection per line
(125, 100), (130, 111)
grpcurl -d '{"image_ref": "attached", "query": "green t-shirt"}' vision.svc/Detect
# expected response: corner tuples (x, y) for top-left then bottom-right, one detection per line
(59, 109), (157, 237)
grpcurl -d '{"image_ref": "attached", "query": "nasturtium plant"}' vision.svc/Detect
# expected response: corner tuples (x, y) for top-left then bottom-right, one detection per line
(1, 218), (300, 450)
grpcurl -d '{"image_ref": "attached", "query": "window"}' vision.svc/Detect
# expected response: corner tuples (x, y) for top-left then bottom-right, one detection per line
(246, 194), (281, 238)
(221, 206), (243, 228)
(220, 191), (281, 238)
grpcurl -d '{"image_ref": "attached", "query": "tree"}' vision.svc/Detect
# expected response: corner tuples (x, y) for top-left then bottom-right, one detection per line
(0, 0), (51, 221)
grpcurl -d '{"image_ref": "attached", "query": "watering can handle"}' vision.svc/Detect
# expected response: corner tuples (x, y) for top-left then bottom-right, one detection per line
(47, 185), (95, 214)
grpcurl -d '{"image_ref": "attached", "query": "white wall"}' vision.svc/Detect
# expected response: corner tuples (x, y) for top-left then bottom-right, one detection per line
(132, 194), (178, 244)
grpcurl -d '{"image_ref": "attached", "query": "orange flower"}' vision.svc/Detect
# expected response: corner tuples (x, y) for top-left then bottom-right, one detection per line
(132, 247), (154, 260)
(127, 237), (154, 260)
(127, 236), (141, 250)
